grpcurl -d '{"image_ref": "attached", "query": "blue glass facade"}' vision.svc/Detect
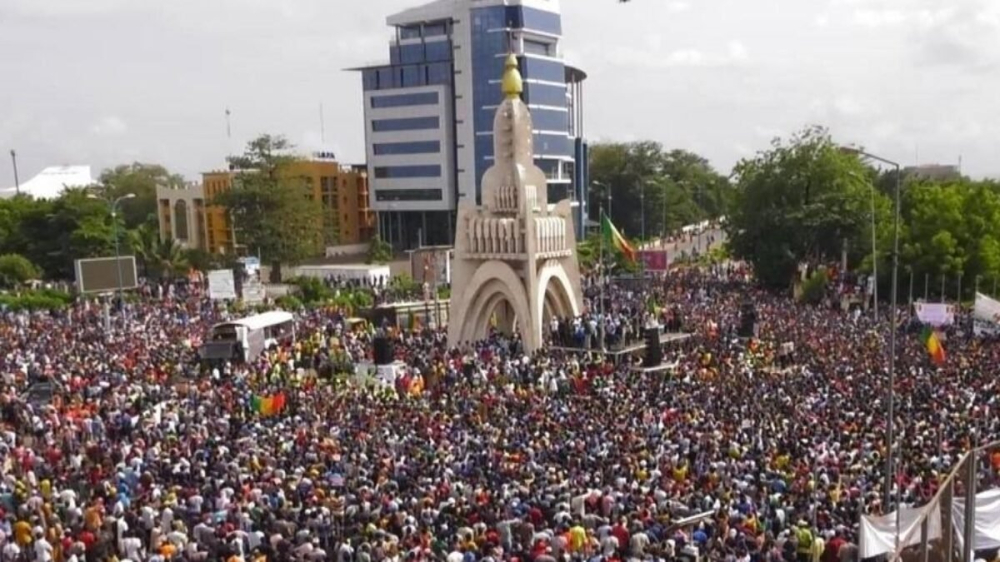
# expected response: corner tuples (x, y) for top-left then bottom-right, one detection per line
(370, 91), (439, 108)
(373, 141), (441, 156)
(372, 116), (440, 132)
(374, 165), (442, 179)
(469, 5), (572, 204)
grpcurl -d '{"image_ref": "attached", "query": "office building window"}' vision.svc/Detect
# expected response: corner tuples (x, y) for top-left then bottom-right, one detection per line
(424, 22), (447, 37)
(427, 62), (452, 85)
(400, 44), (425, 64)
(530, 108), (568, 133)
(399, 25), (421, 39)
(425, 40), (452, 62)
(370, 92), (439, 108)
(524, 83), (568, 107)
(402, 65), (423, 87)
(521, 56), (565, 83)
(372, 116), (440, 132)
(373, 141), (441, 155)
(523, 39), (553, 56)
(521, 6), (562, 35)
(374, 165), (442, 179)
(375, 189), (443, 202)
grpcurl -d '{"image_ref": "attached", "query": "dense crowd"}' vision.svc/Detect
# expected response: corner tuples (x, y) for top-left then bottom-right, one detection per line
(0, 268), (996, 562)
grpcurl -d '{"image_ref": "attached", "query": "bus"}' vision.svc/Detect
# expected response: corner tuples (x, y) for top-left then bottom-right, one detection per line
(198, 311), (295, 362)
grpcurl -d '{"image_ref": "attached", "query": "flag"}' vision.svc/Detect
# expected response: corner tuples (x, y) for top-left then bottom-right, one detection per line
(252, 393), (286, 416)
(601, 215), (636, 263)
(920, 326), (946, 365)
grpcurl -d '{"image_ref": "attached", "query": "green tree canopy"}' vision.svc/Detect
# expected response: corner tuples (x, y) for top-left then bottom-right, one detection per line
(215, 135), (323, 280)
(726, 126), (890, 288)
(0, 254), (40, 287)
(98, 163), (185, 230)
(589, 141), (730, 240)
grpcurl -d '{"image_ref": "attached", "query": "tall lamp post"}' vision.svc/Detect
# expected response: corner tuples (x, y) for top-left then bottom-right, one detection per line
(88, 192), (136, 310)
(639, 183), (646, 242)
(9, 150), (19, 195)
(843, 146), (902, 517)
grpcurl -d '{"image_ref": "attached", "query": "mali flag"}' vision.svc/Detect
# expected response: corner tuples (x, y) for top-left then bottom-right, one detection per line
(920, 326), (946, 365)
(601, 215), (636, 263)
(252, 393), (287, 416)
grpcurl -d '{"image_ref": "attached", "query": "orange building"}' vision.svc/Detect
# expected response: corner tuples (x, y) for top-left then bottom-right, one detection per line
(157, 155), (374, 255)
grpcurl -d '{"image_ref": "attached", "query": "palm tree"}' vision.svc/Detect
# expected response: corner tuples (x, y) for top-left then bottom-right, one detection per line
(128, 224), (188, 280)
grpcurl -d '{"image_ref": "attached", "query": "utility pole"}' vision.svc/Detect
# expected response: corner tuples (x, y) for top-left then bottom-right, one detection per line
(9, 150), (19, 195)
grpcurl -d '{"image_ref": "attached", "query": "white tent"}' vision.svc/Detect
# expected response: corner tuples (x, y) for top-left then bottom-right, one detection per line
(0, 165), (94, 200)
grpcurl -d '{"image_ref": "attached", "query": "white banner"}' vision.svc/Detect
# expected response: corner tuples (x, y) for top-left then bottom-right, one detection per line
(953, 489), (1000, 552)
(860, 504), (942, 559)
(207, 269), (237, 300)
(973, 293), (1000, 336)
(914, 302), (955, 326)
(243, 280), (266, 304)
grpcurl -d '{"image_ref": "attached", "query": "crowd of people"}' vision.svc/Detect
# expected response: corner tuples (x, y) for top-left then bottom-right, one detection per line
(0, 266), (996, 562)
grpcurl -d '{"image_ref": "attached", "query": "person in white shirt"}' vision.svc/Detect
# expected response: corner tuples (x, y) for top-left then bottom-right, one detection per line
(2, 541), (21, 562)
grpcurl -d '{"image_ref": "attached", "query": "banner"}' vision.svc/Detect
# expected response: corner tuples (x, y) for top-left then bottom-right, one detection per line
(207, 269), (237, 300)
(914, 302), (955, 326)
(860, 504), (942, 559)
(953, 489), (1000, 552)
(639, 251), (668, 272)
(973, 293), (1000, 337)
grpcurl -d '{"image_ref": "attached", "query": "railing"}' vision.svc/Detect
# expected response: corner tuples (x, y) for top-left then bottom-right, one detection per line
(888, 439), (1000, 562)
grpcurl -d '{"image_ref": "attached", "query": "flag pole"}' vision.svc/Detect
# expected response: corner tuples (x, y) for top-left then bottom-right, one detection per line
(599, 206), (606, 352)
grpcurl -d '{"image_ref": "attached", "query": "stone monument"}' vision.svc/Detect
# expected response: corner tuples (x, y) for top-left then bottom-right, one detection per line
(448, 54), (583, 352)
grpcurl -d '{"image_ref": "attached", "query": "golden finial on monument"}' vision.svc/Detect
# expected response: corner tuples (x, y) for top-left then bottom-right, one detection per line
(501, 53), (523, 99)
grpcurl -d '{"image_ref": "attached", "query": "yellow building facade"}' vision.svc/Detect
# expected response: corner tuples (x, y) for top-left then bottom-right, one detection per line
(157, 157), (374, 256)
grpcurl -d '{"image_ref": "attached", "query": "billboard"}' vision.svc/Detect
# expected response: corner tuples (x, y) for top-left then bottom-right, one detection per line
(411, 247), (452, 287)
(207, 269), (237, 300)
(75, 256), (138, 294)
(639, 250), (669, 272)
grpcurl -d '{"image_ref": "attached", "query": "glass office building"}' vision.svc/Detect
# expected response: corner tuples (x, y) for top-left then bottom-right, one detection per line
(352, 0), (587, 248)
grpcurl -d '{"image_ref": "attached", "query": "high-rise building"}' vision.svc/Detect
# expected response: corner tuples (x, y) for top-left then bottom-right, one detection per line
(157, 155), (375, 255)
(351, 0), (588, 249)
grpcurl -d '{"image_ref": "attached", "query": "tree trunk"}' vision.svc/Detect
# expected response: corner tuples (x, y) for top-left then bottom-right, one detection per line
(270, 261), (282, 284)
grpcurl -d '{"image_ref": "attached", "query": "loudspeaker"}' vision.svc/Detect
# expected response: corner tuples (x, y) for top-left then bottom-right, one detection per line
(738, 302), (757, 338)
(643, 328), (663, 367)
(373, 336), (394, 365)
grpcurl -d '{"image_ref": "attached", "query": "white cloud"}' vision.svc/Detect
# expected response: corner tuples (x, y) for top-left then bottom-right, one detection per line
(665, 1), (691, 13)
(91, 116), (128, 137)
(605, 40), (750, 69)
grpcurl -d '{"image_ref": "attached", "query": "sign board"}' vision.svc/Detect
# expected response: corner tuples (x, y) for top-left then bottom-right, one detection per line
(242, 280), (266, 304)
(639, 251), (669, 272)
(207, 269), (237, 300)
(974, 292), (1000, 336)
(75, 256), (138, 294)
(238, 257), (260, 279)
(411, 247), (452, 286)
(914, 302), (955, 326)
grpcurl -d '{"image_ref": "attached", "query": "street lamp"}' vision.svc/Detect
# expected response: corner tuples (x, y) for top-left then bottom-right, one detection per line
(842, 146), (902, 517)
(639, 183), (646, 242)
(88, 191), (136, 311)
(843, 166), (879, 320)
(592, 181), (611, 222)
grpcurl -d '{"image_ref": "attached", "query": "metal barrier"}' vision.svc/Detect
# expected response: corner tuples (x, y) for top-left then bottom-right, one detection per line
(889, 439), (1000, 562)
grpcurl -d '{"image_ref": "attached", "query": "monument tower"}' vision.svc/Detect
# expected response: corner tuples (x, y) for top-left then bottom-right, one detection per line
(448, 54), (583, 352)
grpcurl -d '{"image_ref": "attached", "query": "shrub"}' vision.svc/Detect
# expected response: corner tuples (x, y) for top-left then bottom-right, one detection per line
(0, 254), (40, 288)
(275, 295), (304, 311)
(799, 268), (829, 305)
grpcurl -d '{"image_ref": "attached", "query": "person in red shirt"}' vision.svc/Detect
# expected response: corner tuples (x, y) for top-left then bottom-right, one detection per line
(611, 518), (630, 555)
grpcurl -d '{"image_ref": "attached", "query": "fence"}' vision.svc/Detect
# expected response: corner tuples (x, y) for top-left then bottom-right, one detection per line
(888, 439), (1000, 562)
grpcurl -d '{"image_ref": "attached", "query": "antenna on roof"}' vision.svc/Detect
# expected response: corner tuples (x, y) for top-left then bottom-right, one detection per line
(320, 103), (326, 144)
(9, 150), (19, 196)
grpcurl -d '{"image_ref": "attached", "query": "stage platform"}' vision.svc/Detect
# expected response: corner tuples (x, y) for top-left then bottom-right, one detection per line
(549, 332), (692, 357)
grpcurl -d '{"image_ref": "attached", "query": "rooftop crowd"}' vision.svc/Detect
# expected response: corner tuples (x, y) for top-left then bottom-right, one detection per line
(0, 266), (997, 562)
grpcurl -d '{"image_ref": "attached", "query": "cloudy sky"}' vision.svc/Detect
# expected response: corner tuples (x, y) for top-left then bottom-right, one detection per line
(2, 0), (998, 185)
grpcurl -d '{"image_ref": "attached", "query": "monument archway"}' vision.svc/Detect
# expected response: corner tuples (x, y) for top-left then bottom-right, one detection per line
(450, 261), (533, 345)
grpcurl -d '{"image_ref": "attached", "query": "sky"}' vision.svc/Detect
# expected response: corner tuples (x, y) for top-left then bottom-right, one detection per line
(2, 0), (999, 186)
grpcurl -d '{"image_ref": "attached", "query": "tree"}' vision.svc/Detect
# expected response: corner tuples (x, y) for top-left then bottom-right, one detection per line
(0, 254), (40, 287)
(589, 142), (729, 239)
(215, 135), (323, 281)
(98, 163), (184, 230)
(129, 224), (189, 280)
(366, 236), (393, 265)
(726, 126), (888, 288)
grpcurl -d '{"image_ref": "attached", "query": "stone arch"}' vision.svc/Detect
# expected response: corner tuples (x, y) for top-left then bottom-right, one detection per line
(448, 261), (534, 348)
(173, 200), (189, 241)
(535, 262), (581, 330)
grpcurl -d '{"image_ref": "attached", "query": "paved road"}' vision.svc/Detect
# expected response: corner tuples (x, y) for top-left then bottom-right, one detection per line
(642, 227), (726, 263)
